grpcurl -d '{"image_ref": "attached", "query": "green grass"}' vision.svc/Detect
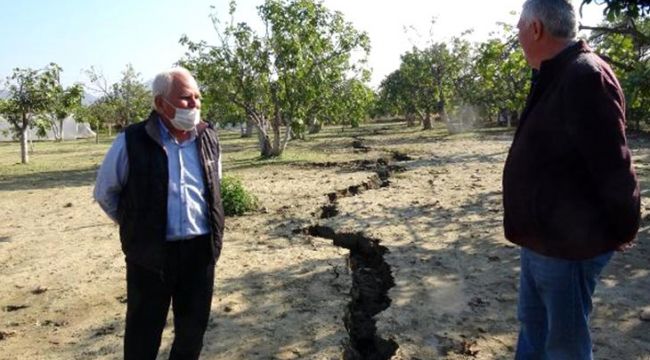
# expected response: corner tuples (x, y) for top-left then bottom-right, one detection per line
(0, 121), (509, 172)
(0, 138), (111, 178)
(0, 121), (515, 187)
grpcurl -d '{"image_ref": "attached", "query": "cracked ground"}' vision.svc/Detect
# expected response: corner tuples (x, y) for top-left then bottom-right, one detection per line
(1, 122), (649, 359)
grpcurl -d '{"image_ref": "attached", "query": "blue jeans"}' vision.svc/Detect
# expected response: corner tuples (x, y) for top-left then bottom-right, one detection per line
(515, 247), (613, 360)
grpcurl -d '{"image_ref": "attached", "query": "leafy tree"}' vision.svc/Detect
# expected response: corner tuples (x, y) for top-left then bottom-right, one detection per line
(85, 64), (151, 134)
(581, 0), (650, 19)
(400, 47), (441, 129)
(391, 40), (470, 129)
(375, 24), (530, 131)
(181, 14), (274, 152)
(470, 25), (529, 126)
(0, 63), (61, 163)
(181, 0), (370, 157)
(375, 69), (419, 126)
(374, 26), (474, 130)
(326, 78), (375, 129)
(46, 83), (83, 141)
(588, 16), (650, 129)
(74, 99), (114, 143)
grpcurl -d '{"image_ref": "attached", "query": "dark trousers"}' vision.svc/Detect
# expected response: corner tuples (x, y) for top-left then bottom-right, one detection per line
(124, 235), (215, 360)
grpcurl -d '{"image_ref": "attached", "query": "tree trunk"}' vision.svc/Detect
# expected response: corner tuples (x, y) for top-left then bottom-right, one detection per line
(272, 112), (281, 156)
(510, 110), (519, 128)
(259, 130), (273, 157)
(20, 123), (29, 164)
(438, 98), (448, 123)
(406, 113), (416, 127)
(58, 118), (65, 141)
(263, 95), (282, 158)
(308, 116), (321, 134)
(252, 113), (275, 158)
(281, 121), (292, 153)
(244, 118), (254, 137)
(19, 113), (30, 164)
(422, 112), (432, 130)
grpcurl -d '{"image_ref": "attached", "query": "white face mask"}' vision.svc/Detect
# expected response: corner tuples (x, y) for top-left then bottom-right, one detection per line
(163, 99), (200, 131)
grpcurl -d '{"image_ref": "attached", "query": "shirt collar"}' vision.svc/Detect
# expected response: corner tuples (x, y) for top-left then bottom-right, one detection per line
(156, 115), (197, 145)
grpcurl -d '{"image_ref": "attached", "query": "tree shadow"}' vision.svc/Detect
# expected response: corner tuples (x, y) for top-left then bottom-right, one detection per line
(0, 166), (97, 191)
(158, 255), (352, 359)
(261, 133), (650, 358)
(263, 188), (520, 358)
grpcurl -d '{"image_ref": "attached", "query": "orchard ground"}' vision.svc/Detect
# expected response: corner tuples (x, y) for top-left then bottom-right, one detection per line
(1, 122), (649, 359)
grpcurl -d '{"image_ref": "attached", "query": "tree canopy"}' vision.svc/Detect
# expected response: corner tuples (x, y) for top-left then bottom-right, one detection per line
(181, 0), (372, 157)
(84, 64), (151, 133)
(581, 0), (650, 19)
(1, 63), (63, 163)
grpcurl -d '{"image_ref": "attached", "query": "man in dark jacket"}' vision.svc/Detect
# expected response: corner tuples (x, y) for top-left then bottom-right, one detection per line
(503, 0), (640, 358)
(94, 67), (225, 359)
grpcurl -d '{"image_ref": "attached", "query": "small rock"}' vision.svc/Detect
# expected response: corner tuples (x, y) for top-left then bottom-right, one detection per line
(640, 307), (650, 321)
(63, 202), (73, 208)
(460, 339), (479, 356)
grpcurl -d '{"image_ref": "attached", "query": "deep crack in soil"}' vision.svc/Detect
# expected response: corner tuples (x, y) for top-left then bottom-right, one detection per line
(308, 145), (414, 358)
(291, 142), (414, 356)
(304, 225), (399, 360)
(319, 157), (405, 219)
(352, 136), (372, 152)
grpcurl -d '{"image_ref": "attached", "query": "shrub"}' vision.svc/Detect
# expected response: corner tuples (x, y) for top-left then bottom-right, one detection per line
(220, 175), (258, 216)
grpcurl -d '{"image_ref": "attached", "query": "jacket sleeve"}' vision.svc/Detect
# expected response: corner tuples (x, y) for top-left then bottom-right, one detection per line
(564, 66), (640, 244)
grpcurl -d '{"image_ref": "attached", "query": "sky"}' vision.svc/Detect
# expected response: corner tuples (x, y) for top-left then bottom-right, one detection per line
(0, 0), (607, 90)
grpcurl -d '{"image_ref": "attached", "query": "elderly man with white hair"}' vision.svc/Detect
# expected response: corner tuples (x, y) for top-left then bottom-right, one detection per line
(94, 67), (224, 359)
(502, 0), (640, 359)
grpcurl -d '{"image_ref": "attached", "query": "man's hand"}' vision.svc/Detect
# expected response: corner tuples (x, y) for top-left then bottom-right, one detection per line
(617, 242), (636, 252)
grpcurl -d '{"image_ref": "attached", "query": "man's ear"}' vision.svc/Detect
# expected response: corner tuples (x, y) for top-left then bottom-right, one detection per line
(532, 19), (544, 41)
(154, 96), (163, 111)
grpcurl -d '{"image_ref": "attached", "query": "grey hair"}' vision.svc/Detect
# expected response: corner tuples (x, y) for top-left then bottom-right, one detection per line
(521, 0), (577, 40)
(151, 67), (196, 109)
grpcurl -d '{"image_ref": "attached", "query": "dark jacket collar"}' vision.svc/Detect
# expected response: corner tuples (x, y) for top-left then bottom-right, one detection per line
(517, 41), (591, 134)
(538, 39), (591, 77)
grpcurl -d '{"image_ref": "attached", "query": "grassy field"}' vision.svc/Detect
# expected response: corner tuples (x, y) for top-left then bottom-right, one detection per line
(0, 122), (508, 176)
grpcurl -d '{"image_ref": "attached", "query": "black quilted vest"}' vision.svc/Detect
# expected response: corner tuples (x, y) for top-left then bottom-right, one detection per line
(117, 111), (225, 272)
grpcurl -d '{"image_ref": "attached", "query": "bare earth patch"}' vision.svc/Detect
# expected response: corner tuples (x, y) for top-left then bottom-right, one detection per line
(0, 124), (649, 359)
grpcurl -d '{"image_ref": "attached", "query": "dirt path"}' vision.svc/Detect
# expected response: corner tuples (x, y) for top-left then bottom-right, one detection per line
(1, 126), (649, 359)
